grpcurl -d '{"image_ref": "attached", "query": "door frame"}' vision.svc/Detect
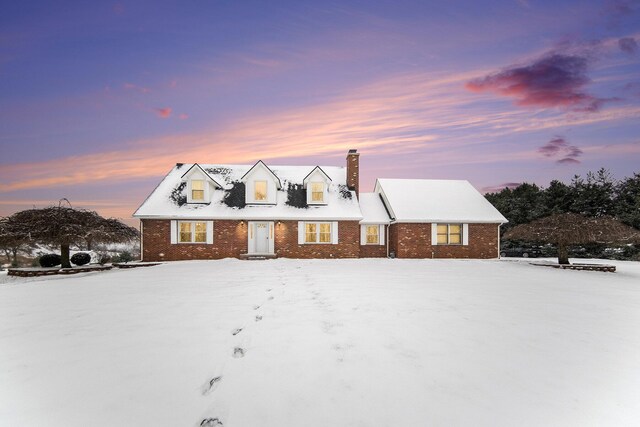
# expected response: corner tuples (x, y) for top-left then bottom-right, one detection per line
(247, 221), (275, 254)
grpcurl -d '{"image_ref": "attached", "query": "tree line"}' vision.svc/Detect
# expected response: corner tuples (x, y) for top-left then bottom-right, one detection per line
(485, 168), (640, 232)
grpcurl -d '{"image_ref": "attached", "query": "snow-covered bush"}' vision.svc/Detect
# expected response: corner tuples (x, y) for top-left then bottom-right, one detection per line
(39, 253), (61, 268)
(70, 252), (91, 266)
(113, 251), (134, 263)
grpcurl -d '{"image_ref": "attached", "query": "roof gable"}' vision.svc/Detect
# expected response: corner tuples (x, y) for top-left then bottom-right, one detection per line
(303, 166), (332, 187)
(241, 160), (282, 189)
(180, 163), (223, 188)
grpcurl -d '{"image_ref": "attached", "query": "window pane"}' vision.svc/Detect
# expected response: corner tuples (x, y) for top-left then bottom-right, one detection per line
(255, 181), (267, 201)
(311, 182), (324, 202)
(437, 224), (448, 234)
(449, 224), (461, 234)
(194, 222), (207, 243)
(366, 225), (379, 244)
(191, 180), (204, 201)
(179, 222), (192, 242)
(437, 234), (448, 244)
(449, 233), (461, 244)
(305, 223), (316, 243)
(319, 223), (331, 243)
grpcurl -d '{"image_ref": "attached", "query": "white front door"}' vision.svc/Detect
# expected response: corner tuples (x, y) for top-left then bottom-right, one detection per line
(249, 221), (274, 254)
(255, 222), (268, 253)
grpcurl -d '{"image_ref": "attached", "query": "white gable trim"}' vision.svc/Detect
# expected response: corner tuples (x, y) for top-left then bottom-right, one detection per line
(303, 166), (332, 187)
(241, 160), (282, 189)
(180, 163), (222, 188)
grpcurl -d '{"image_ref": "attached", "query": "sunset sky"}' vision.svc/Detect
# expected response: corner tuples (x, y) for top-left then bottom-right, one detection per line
(1, 0), (639, 225)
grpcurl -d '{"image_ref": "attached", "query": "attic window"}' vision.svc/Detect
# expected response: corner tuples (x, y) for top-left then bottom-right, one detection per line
(311, 182), (324, 202)
(255, 181), (267, 201)
(437, 224), (462, 245)
(191, 180), (204, 201)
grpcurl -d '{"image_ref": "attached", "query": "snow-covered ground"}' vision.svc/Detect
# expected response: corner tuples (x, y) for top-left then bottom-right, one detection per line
(1, 259), (639, 426)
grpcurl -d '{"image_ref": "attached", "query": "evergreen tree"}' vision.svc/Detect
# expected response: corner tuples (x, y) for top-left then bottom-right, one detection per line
(615, 173), (640, 229)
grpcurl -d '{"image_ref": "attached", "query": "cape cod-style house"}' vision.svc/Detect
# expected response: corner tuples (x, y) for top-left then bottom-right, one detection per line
(133, 150), (507, 260)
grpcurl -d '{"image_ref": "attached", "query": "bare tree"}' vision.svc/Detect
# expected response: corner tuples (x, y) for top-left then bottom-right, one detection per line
(9, 201), (138, 268)
(504, 213), (640, 264)
(0, 216), (32, 267)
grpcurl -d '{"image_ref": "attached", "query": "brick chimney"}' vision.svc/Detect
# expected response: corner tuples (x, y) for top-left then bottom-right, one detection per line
(346, 149), (360, 198)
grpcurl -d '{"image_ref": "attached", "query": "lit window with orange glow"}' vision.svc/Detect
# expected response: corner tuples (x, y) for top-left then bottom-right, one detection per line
(366, 225), (379, 244)
(191, 180), (204, 201)
(311, 182), (324, 202)
(436, 223), (462, 245)
(254, 181), (267, 201)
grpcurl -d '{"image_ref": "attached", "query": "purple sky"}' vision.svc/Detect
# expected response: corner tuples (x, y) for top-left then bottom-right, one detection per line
(1, 0), (639, 225)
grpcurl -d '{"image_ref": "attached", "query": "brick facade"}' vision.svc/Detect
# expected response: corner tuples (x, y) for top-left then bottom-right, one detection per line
(142, 220), (499, 261)
(359, 244), (387, 258)
(141, 219), (360, 261)
(142, 219), (247, 261)
(388, 223), (500, 259)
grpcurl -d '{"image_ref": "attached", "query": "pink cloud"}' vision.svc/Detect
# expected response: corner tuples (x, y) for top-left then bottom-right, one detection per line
(482, 182), (522, 193)
(538, 136), (583, 164)
(179, 113), (189, 120)
(618, 37), (638, 54)
(154, 107), (172, 118)
(113, 2), (124, 15)
(123, 82), (151, 94)
(466, 53), (609, 112)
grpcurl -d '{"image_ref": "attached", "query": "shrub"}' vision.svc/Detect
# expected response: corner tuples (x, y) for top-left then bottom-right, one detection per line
(114, 251), (133, 263)
(97, 253), (111, 265)
(39, 253), (62, 268)
(71, 252), (91, 266)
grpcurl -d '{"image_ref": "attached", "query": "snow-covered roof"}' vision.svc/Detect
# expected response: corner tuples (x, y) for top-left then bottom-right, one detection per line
(358, 193), (391, 224)
(375, 179), (507, 223)
(133, 163), (362, 220)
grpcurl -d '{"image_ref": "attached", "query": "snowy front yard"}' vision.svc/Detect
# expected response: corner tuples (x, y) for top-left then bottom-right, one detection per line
(1, 259), (640, 426)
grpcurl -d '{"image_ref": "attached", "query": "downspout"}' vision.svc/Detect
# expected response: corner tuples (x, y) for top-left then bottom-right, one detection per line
(139, 220), (144, 261)
(386, 224), (390, 258)
(498, 223), (502, 259)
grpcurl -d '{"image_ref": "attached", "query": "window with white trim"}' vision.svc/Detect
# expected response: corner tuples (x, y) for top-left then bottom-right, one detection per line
(310, 182), (324, 202)
(254, 180), (267, 201)
(179, 221), (208, 243)
(366, 225), (379, 244)
(305, 222), (332, 243)
(191, 180), (204, 201)
(437, 223), (462, 245)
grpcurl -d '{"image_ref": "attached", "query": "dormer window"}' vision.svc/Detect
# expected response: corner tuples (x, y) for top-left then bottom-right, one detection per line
(311, 182), (324, 202)
(191, 180), (204, 201)
(254, 181), (267, 201)
(180, 163), (222, 204)
(303, 166), (331, 205)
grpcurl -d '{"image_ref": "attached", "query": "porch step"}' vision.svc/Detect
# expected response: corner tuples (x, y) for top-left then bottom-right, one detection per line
(239, 253), (277, 260)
